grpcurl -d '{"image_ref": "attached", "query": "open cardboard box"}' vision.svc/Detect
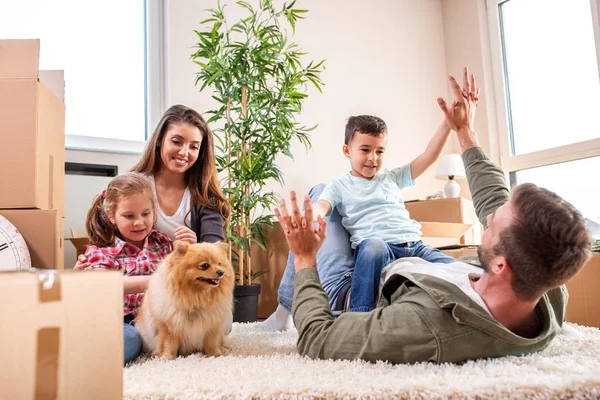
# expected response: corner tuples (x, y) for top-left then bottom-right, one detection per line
(68, 228), (89, 257)
(419, 222), (473, 248)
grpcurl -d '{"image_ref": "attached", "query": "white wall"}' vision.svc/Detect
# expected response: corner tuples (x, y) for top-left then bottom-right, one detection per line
(441, 0), (498, 158)
(167, 0), (452, 202)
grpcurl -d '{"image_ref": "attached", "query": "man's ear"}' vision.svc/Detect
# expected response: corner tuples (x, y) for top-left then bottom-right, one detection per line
(492, 255), (512, 280)
(174, 240), (189, 257)
(342, 144), (350, 158)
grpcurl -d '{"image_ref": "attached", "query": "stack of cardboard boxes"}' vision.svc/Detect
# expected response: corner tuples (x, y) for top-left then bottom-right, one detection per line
(0, 39), (65, 270)
(0, 40), (123, 399)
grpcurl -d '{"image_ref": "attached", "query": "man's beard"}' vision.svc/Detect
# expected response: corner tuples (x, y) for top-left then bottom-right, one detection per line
(477, 245), (491, 272)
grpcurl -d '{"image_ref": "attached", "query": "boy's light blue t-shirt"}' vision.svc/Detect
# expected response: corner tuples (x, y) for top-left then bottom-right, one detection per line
(319, 165), (422, 249)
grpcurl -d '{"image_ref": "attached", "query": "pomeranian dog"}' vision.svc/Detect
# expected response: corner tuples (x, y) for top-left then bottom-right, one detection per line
(136, 240), (234, 359)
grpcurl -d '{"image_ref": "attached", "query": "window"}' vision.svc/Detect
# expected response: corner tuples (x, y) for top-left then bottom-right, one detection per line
(488, 0), (600, 225)
(511, 156), (600, 223)
(0, 0), (164, 153)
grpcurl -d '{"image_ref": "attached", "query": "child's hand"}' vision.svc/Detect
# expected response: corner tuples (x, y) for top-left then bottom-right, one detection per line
(175, 226), (197, 244)
(73, 254), (91, 270)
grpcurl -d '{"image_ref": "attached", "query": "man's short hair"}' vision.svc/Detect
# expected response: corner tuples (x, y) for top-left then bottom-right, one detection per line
(344, 115), (387, 145)
(495, 183), (591, 301)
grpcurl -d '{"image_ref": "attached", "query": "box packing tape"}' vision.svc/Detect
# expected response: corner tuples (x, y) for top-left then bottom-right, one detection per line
(35, 270), (61, 400)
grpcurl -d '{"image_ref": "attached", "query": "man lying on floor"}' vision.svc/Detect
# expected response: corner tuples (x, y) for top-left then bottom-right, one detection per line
(274, 69), (591, 364)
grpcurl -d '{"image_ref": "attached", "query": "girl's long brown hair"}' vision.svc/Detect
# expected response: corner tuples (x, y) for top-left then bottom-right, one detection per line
(131, 104), (231, 220)
(86, 172), (156, 247)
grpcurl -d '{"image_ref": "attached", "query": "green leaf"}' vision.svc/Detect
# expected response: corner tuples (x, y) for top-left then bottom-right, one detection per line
(200, 17), (219, 24)
(236, 1), (254, 13)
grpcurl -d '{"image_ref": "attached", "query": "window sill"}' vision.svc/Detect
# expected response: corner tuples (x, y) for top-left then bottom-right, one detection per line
(65, 135), (146, 155)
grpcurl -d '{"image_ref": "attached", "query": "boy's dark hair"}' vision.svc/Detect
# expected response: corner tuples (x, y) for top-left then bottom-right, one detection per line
(344, 115), (387, 144)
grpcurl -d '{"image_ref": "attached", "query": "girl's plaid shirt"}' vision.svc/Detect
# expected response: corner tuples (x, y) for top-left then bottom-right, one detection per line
(84, 230), (173, 320)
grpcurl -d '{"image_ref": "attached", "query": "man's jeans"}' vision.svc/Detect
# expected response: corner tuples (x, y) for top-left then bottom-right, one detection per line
(277, 184), (354, 312)
(349, 239), (456, 312)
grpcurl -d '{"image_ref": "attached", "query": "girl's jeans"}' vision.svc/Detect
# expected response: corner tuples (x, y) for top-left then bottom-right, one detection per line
(124, 315), (142, 365)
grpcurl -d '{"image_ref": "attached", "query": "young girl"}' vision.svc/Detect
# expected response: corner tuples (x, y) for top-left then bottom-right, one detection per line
(84, 172), (194, 365)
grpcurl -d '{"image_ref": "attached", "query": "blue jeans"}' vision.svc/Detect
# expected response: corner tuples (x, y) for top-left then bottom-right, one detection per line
(278, 184), (354, 312)
(124, 322), (142, 365)
(349, 238), (456, 311)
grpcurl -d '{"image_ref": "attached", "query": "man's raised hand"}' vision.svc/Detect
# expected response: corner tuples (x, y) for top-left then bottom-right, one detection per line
(275, 191), (327, 271)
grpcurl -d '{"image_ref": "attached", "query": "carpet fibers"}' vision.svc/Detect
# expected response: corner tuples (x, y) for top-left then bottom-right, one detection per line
(124, 322), (600, 399)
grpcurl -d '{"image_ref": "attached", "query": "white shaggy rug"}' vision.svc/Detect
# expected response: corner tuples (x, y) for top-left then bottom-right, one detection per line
(124, 322), (600, 399)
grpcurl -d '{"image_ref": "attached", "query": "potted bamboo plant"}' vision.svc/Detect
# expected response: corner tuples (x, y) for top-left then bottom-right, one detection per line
(192, 0), (325, 322)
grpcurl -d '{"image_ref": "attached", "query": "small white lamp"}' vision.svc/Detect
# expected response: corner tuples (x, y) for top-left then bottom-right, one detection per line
(435, 154), (466, 198)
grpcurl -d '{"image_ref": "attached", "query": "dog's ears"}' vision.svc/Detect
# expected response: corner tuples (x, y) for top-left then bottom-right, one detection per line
(215, 241), (229, 257)
(173, 240), (189, 257)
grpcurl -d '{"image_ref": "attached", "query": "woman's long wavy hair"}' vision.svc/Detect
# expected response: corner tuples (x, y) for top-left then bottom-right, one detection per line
(131, 104), (231, 221)
(86, 172), (156, 247)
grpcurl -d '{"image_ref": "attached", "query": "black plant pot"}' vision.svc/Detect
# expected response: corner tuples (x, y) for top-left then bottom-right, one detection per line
(233, 283), (261, 323)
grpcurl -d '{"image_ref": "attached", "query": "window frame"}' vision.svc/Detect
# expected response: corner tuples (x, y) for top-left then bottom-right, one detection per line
(64, 0), (167, 154)
(486, 0), (600, 175)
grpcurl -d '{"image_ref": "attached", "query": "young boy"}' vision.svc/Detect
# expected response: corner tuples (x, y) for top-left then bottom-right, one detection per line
(259, 115), (457, 331)
(311, 115), (456, 312)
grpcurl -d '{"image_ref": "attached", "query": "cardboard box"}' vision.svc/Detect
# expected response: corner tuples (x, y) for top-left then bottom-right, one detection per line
(252, 223), (289, 319)
(0, 39), (40, 78)
(406, 197), (481, 246)
(69, 238), (89, 258)
(68, 227), (89, 260)
(406, 197), (477, 224)
(419, 222), (473, 248)
(0, 269), (123, 399)
(564, 254), (600, 328)
(0, 39), (65, 213)
(0, 209), (64, 270)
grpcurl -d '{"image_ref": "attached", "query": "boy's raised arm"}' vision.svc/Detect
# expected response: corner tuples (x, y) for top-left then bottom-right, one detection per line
(409, 120), (452, 179)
